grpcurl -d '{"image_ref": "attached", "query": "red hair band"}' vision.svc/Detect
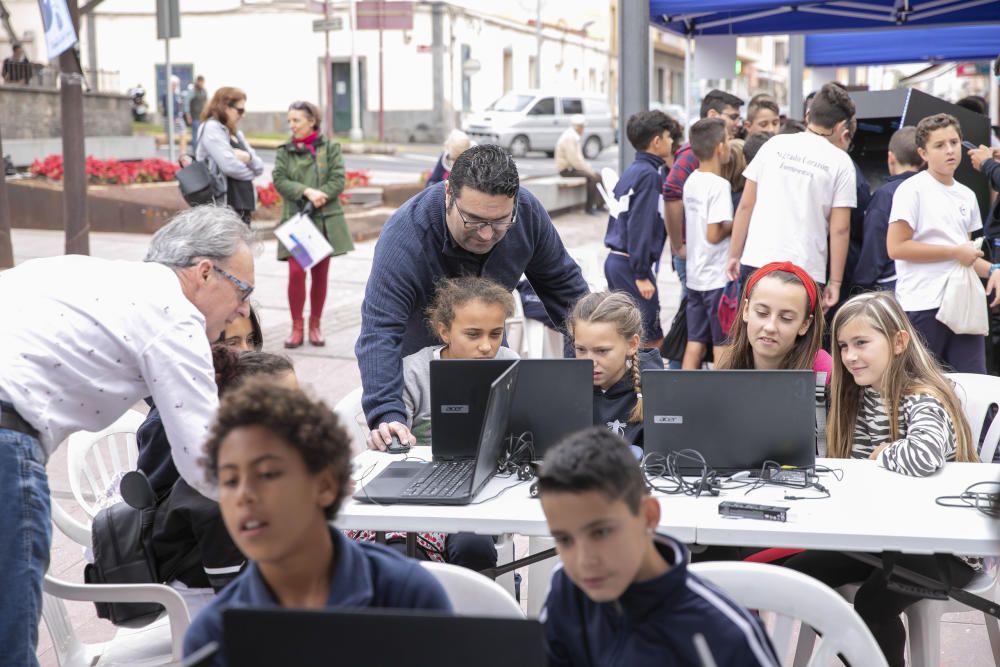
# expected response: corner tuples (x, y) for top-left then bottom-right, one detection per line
(743, 262), (818, 314)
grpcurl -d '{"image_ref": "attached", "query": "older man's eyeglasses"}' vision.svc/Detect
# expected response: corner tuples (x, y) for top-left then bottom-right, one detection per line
(454, 201), (518, 233)
(213, 265), (254, 301)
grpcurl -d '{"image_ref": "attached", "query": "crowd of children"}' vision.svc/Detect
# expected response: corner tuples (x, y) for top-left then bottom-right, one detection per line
(124, 83), (1000, 667)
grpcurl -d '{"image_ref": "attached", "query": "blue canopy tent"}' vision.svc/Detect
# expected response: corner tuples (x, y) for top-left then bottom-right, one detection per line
(650, 1), (1000, 36)
(804, 24), (1000, 67)
(628, 1), (1000, 162)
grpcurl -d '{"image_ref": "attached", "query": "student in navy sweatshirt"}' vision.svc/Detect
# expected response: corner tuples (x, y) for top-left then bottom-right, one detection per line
(356, 144), (589, 451)
(854, 126), (921, 293)
(603, 110), (680, 348)
(567, 292), (663, 452)
(182, 382), (450, 666)
(537, 428), (781, 667)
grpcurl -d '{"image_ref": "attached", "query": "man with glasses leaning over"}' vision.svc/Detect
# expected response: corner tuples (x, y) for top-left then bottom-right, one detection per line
(0, 206), (255, 666)
(358, 143), (590, 450)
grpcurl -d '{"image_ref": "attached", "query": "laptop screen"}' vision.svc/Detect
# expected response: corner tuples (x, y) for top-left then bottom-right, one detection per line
(642, 369), (816, 473)
(469, 362), (519, 496)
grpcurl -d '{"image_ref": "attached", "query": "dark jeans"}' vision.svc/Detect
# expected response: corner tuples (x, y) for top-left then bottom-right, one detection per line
(604, 253), (663, 341)
(0, 426), (50, 667)
(783, 550), (975, 667)
(388, 533), (498, 572)
(559, 168), (601, 211)
(906, 308), (987, 374)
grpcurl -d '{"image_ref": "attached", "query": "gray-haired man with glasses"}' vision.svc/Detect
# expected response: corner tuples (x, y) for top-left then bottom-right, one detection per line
(357, 143), (590, 451)
(0, 206), (254, 665)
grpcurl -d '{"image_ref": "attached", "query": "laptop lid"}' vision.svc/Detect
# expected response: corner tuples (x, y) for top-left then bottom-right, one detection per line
(642, 370), (816, 473)
(430, 359), (593, 460)
(223, 607), (547, 667)
(467, 362), (519, 498)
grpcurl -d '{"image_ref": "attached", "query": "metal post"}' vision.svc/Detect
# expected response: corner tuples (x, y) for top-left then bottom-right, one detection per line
(349, 0), (363, 141)
(789, 34), (805, 120)
(534, 0), (542, 88)
(0, 124), (13, 268)
(61, 0), (89, 255)
(324, 0), (334, 137)
(378, 0), (384, 142)
(617, 0), (649, 174)
(684, 36), (692, 141)
(165, 36), (174, 164)
(86, 11), (97, 90)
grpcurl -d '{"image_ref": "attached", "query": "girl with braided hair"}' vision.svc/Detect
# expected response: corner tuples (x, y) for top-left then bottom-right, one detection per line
(567, 291), (663, 453)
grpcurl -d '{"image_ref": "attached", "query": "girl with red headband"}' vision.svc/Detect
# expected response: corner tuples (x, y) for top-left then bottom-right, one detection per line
(716, 261), (833, 383)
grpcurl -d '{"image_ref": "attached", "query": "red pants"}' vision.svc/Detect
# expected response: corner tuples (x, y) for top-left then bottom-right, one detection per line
(287, 256), (330, 321)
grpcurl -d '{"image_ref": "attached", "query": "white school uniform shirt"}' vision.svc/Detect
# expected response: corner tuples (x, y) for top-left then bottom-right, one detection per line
(683, 170), (733, 292)
(740, 131), (857, 284)
(888, 170), (982, 312)
(0, 255), (219, 499)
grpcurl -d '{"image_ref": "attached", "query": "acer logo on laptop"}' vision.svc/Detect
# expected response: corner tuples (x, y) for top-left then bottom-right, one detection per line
(440, 404), (470, 414)
(653, 415), (683, 425)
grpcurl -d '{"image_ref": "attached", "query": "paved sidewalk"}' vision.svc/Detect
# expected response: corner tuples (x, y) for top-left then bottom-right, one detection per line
(12, 212), (993, 666)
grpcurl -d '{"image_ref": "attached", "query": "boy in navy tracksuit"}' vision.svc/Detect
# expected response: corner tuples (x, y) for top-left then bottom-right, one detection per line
(854, 126), (921, 293)
(603, 111), (678, 348)
(537, 428), (780, 667)
(183, 383), (450, 667)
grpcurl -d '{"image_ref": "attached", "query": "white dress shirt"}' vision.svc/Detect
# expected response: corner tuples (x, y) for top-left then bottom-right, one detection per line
(0, 255), (219, 498)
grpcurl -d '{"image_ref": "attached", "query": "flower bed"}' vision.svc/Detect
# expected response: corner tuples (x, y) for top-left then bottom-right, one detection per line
(30, 154), (179, 185)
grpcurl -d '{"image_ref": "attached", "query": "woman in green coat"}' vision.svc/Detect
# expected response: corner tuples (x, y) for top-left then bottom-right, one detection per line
(272, 101), (355, 348)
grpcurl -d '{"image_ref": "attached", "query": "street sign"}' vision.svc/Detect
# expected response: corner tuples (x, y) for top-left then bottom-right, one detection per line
(312, 17), (344, 32)
(156, 0), (180, 40)
(462, 58), (481, 76)
(357, 1), (413, 30)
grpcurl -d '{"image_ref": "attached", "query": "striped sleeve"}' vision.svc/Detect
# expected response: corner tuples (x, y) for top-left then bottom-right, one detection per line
(685, 576), (782, 667)
(876, 394), (954, 477)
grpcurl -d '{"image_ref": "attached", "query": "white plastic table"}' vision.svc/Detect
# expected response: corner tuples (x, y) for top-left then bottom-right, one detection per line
(341, 451), (1000, 557)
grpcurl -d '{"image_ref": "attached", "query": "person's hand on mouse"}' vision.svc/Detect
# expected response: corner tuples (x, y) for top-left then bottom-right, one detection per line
(367, 421), (416, 451)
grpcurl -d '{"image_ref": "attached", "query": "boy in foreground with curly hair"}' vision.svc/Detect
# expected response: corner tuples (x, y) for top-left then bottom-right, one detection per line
(183, 380), (451, 666)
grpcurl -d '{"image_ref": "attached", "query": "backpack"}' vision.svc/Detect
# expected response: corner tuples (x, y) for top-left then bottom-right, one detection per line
(176, 124), (222, 206)
(83, 473), (202, 628)
(660, 294), (688, 363)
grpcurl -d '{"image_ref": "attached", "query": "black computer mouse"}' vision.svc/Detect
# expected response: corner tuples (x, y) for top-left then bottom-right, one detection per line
(386, 435), (410, 454)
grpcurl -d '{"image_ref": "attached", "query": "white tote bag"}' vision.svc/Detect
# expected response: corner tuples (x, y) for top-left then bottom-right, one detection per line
(274, 212), (334, 271)
(935, 238), (988, 336)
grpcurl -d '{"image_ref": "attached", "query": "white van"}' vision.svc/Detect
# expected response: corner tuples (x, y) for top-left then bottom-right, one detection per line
(463, 90), (615, 159)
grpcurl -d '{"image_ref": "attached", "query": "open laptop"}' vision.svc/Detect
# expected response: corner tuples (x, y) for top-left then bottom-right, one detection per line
(430, 358), (593, 460)
(642, 370), (816, 474)
(220, 607), (547, 667)
(354, 362), (518, 505)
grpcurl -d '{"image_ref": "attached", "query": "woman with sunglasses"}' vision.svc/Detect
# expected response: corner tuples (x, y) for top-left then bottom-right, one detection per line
(196, 86), (263, 225)
(272, 100), (354, 348)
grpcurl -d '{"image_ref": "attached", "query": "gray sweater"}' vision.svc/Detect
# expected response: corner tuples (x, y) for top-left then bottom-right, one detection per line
(403, 345), (520, 446)
(194, 119), (264, 196)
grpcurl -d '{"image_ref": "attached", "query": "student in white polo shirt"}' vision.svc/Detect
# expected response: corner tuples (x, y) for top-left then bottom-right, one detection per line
(726, 83), (857, 312)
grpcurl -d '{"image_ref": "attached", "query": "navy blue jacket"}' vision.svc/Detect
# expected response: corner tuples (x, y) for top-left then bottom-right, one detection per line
(542, 534), (780, 667)
(982, 158), (1000, 245)
(136, 406), (179, 500)
(183, 529), (452, 666)
(603, 152), (666, 282)
(842, 161), (872, 293)
(356, 182), (589, 428)
(853, 171), (916, 291)
(425, 153), (447, 188)
(594, 347), (662, 449)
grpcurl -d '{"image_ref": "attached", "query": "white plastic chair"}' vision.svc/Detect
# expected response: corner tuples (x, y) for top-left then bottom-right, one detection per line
(42, 574), (191, 666)
(947, 372), (1000, 462)
(689, 561), (888, 667)
(420, 561), (524, 618)
(333, 387), (369, 457)
(66, 409), (145, 517)
(506, 288), (527, 358)
(813, 567), (1000, 667)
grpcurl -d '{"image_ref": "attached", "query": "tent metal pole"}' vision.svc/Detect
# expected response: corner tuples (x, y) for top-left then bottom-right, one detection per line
(617, 0), (648, 175)
(789, 34), (805, 120)
(684, 35), (692, 141)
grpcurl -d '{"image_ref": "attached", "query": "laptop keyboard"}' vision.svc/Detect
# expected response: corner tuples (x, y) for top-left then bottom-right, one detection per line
(402, 460), (474, 498)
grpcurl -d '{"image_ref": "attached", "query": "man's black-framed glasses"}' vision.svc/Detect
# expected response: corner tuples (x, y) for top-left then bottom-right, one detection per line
(454, 201), (518, 233)
(213, 265), (254, 301)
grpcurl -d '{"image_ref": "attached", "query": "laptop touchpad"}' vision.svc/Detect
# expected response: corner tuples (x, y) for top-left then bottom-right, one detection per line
(382, 462), (424, 478)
